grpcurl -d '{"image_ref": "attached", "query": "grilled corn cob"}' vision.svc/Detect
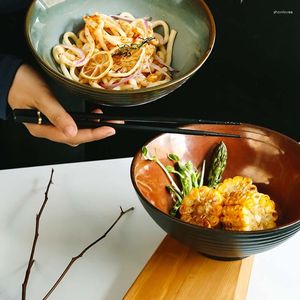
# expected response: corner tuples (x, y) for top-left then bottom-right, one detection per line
(221, 190), (278, 231)
(217, 176), (278, 231)
(179, 186), (224, 228)
(216, 176), (257, 196)
(179, 176), (278, 231)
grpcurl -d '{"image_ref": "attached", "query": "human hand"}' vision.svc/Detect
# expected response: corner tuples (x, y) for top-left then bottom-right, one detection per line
(8, 64), (116, 146)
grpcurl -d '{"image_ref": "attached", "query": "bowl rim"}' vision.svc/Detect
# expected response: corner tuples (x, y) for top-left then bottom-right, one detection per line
(24, 0), (216, 95)
(130, 123), (300, 235)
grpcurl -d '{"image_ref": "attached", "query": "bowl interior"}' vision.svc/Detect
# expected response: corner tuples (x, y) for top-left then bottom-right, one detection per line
(26, 0), (214, 87)
(132, 124), (300, 228)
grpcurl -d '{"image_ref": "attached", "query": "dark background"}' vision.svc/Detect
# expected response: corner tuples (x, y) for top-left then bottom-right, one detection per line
(0, 0), (299, 170)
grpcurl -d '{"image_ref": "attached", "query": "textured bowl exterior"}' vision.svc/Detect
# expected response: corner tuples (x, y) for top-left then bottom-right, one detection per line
(131, 124), (300, 260)
(25, 0), (215, 107)
(137, 195), (300, 260)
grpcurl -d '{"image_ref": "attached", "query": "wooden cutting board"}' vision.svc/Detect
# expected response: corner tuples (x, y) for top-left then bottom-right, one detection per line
(124, 235), (253, 300)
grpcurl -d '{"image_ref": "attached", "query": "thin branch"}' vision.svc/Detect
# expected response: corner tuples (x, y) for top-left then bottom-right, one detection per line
(42, 206), (134, 300)
(22, 168), (54, 300)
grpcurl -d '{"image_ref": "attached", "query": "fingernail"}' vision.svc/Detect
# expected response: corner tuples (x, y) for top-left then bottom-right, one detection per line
(64, 125), (77, 137)
(104, 128), (116, 137)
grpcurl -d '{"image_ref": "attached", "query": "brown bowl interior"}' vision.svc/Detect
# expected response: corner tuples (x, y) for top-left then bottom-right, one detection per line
(132, 123), (300, 227)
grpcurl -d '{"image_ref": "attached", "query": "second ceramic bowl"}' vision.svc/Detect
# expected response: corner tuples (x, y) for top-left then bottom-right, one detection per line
(25, 0), (215, 106)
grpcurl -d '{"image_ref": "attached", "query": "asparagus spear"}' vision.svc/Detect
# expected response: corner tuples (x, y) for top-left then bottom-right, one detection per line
(207, 141), (227, 188)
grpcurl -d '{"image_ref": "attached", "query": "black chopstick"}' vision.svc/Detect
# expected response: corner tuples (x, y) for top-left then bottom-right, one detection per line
(92, 122), (241, 138)
(12, 109), (241, 125)
(11, 109), (241, 138)
(68, 112), (240, 125)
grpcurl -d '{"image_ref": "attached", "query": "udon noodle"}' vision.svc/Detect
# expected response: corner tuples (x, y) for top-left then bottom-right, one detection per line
(52, 12), (177, 90)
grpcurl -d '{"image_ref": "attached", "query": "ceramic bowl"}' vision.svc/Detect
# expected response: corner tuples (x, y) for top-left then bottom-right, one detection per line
(25, 0), (215, 107)
(130, 123), (300, 260)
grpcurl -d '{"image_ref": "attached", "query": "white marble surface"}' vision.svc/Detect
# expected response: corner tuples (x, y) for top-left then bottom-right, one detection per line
(0, 158), (165, 300)
(247, 230), (300, 300)
(0, 157), (299, 300)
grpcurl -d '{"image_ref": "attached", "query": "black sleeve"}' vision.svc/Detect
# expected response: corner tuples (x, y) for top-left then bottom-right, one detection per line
(0, 0), (32, 14)
(0, 54), (23, 120)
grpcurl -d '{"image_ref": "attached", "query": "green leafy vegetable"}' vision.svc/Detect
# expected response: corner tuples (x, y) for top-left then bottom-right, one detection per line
(142, 142), (228, 218)
(141, 146), (181, 195)
(142, 146), (205, 217)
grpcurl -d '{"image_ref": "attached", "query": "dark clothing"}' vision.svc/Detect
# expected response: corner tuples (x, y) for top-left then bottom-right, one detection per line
(0, 55), (23, 119)
(0, 0), (31, 13)
(0, 0), (86, 169)
(0, 0), (31, 119)
(0, 0), (299, 170)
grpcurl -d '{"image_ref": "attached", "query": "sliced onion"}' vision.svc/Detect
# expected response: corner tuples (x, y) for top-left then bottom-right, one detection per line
(101, 74), (134, 89)
(143, 16), (152, 21)
(150, 62), (172, 78)
(154, 55), (175, 71)
(59, 44), (86, 66)
(110, 15), (134, 23)
(101, 70), (140, 89)
(144, 19), (149, 31)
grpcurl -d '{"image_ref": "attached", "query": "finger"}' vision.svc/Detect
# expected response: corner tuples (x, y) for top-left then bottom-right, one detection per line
(35, 93), (78, 138)
(73, 126), (116, 144)
(91, 108), (124, 124)
(91, 108), (103, 114)
(25, 123), (115, 145)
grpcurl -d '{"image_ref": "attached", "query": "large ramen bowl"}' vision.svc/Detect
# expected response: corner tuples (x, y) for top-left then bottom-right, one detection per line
(130, 124), (300, 260)
(25, 0), (215, 107)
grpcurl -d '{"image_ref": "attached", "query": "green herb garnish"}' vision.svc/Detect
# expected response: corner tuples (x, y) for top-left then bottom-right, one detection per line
(113, 37), (155, 57)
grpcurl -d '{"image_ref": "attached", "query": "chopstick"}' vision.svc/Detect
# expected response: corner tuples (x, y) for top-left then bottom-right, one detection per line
(12, 109), (241, 125)
(12, 109), (241, 138)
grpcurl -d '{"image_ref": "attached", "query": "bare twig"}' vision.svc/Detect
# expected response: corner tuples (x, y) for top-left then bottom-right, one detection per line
(42, 206), (134, 300)
(22, 168), (54, 300)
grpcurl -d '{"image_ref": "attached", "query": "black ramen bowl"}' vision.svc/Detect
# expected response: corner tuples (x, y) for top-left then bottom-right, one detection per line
(130, 123), (300, 260)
